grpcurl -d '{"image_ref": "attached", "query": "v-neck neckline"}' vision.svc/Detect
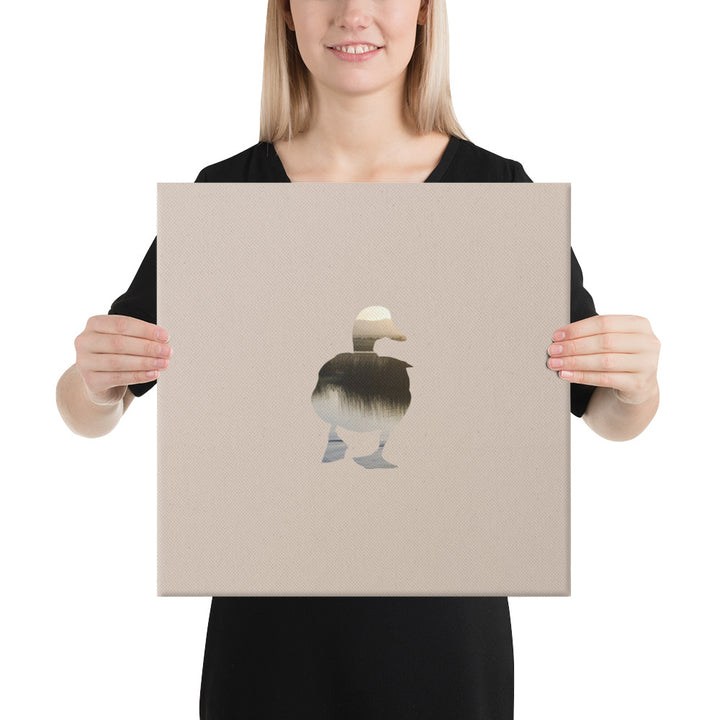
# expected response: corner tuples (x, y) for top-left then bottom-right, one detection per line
(267, 135), (460, 183)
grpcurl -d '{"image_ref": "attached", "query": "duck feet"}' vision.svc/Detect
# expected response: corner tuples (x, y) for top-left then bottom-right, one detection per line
(322, 427), (347, 463)
(353, 447), (397, 469)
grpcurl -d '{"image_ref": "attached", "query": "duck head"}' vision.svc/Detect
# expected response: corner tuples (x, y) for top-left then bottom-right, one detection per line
(352, 306), (407, 352)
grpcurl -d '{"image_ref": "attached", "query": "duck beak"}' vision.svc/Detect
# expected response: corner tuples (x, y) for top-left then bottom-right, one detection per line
(387, 320), (406, 341)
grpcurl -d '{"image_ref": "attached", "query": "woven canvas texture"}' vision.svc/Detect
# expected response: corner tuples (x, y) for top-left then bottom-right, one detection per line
(157, 183), (570, 596)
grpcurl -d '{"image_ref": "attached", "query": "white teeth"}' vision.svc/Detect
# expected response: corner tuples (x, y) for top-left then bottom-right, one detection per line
(332, 44), (379, 54)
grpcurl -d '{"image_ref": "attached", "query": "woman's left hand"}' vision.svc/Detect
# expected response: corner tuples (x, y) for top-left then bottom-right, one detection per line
(547, 314), (660, 404)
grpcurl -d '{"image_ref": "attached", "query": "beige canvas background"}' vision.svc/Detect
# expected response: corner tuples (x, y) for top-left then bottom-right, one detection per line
(156, 183), (570, 596)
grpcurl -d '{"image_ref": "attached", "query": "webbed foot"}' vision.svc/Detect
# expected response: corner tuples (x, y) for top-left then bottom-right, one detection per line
(353, 448), (397, 469)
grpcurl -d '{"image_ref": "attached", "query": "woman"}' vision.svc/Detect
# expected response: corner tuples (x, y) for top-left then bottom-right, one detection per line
(57, 1), (660, 717)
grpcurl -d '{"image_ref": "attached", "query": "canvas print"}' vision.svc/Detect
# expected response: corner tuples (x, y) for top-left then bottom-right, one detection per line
(157, 182), (571, 597)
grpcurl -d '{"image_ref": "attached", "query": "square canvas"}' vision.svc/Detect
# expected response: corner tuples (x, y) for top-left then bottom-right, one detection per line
(157, 183), (571, 597)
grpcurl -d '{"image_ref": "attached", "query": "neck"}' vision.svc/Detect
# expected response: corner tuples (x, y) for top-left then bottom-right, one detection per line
(353, 337), (377, 352)
(298, 75), (417, 173)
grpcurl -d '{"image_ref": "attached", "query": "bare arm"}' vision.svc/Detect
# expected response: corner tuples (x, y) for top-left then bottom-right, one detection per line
(582, 383), (659, 441)
(56, 314), (171, 438)
(56, 364), (135, 438)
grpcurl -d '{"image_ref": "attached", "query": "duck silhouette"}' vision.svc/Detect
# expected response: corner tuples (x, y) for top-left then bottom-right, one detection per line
(311, 306), (412, 469)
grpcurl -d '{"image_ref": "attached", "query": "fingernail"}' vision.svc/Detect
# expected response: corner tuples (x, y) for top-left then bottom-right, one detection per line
(553, 330), (565, 341)
(548, 358), (563, 369)
(548, 344), (563, 355)
(155, 327), (169, 342)
(560, 370), (573, 379)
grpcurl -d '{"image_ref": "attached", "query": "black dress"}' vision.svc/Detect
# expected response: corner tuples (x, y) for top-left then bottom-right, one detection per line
(109, 135), (598, 719)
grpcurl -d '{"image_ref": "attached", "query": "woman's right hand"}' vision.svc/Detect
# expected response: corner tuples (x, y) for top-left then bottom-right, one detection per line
(74, 315), (172, 406)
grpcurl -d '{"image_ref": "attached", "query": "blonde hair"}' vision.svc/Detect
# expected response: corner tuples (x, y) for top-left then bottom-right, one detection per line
(259, 0), (469, 143)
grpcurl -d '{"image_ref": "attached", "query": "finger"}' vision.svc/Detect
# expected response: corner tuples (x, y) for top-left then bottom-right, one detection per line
(83, 352), (171, 373)
(547, 352), (646, 374)
(552, 314), (651, 342)
(80, 331), (173, 360)
(87, 314), (169, 342)
(548, 332), (656, 357)
(84, 368), (162, 393)
(555, 368), (638, 393)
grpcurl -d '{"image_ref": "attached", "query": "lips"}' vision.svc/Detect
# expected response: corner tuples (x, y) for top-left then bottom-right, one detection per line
(327, 42), (383, 48)
(327, 46), (383, 61)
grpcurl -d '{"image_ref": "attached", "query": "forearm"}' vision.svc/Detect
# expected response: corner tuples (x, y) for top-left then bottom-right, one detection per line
(582, 382), (659, 441)
(56, 364), (134, 438)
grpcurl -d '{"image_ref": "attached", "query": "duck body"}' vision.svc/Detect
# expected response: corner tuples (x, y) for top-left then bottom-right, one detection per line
(311, 352), (412, 433)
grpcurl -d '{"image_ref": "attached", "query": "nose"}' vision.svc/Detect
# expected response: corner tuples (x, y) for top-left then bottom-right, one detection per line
(334, 0), (372, 31)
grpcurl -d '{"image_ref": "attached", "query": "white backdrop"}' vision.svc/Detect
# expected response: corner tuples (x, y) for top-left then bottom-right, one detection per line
(2, 0), (718, 718)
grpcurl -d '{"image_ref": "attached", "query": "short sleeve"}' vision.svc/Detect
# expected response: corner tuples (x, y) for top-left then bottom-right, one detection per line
(108, 239), (158, 397)
(569, 248), (599, 416)
(512, 160), (599, 417)
(107, 167), (207, 397)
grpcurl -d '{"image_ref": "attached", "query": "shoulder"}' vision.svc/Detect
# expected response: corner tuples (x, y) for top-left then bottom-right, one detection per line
(195, 141), (277, 182)
(445, 137), (532, 183)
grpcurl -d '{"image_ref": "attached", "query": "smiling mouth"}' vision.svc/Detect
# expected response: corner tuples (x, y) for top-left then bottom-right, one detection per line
(327, 44), (383, 54)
